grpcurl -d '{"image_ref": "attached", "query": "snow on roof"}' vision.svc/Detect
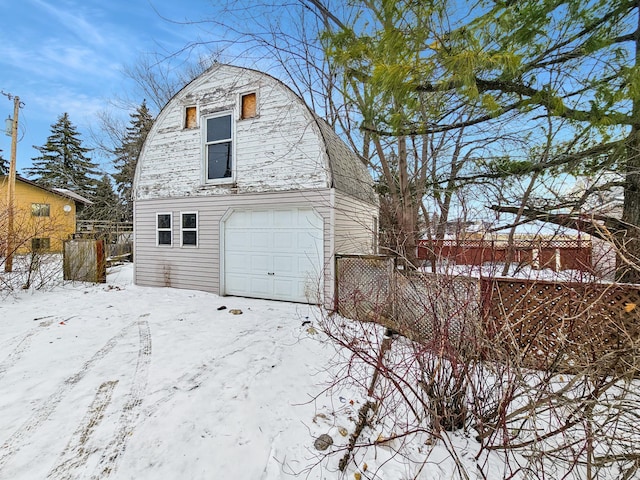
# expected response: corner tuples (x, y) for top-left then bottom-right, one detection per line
(51, 187), (93, 205)
(3, 175), (93, 205)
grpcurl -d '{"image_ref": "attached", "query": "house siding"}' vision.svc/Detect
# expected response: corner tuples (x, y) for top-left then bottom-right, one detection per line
(0, 177), (79, 254)
(334, 190), (378, 255)
(134, 66), (331, 201)
(134, 189), (335, 301)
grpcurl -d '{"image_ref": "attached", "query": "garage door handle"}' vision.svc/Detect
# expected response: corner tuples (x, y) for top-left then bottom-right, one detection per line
(267, 272), (275, 276)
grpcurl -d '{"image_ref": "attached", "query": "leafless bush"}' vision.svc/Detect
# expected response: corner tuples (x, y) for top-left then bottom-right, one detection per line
(317, 256), (640, 479)
(1, 205), (66, 293)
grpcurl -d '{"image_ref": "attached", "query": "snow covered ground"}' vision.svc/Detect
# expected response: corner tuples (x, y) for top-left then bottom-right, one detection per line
(4, 261), (631, 479)
(1, 263), (363, 479)
(3, 262), (491, 480)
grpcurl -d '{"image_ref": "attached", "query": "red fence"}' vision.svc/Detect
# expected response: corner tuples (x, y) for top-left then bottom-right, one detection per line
(417, 239), (592, 272)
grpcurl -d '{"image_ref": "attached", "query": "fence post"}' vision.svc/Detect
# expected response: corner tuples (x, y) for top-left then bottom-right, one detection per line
(390, 256), (397, 322)
(334, 255), (340, 314)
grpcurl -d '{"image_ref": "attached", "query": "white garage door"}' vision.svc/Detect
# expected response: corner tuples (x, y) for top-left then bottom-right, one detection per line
(223, 207), (323, 303)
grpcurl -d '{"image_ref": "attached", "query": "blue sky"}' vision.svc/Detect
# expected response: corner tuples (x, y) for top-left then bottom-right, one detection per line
(0, 0), (214, 174)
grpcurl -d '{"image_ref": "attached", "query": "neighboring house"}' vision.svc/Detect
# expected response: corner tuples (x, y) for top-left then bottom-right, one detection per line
(133, 64), (378, 304)
(0, 175), (92, 254)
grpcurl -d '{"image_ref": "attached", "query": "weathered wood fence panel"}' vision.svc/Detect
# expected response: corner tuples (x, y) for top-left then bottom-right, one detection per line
(63, 239), (106, 283)
(335, 255), (480, 344)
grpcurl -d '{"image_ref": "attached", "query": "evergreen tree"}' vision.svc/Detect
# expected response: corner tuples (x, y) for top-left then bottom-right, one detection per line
(0, 149), (7, 175)
(26, 113), (99, 199)
(112, 101), (154, 222)
(84, 174), (121, 221)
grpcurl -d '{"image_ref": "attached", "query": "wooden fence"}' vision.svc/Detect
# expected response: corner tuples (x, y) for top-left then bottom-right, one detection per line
(481, 278), (640, 372)
(335, 255), (640, 372)
(417, 239), (592, 272)
(75, 220), (133, 261)
(63, 238), (106, 283)
(335, 255), (480, 345)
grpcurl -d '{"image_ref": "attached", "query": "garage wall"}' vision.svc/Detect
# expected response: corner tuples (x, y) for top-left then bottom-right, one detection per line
(334, 190), (378, 255)
(134, 189), (334, 300)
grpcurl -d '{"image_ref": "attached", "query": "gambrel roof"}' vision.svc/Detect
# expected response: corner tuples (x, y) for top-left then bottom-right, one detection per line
(133, 63), (377, 205)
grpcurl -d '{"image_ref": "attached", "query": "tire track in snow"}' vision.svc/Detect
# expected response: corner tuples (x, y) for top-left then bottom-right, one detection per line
(46, 380), (119, 480)
(139, 344), (250, 421)
(0, 320), (138, 471)
(0, 318), (57, 380)
(91, 319), (152, 479)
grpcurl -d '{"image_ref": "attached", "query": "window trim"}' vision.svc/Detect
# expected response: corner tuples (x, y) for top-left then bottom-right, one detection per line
(180, 211), (199, 248)
(31, 203), (50, 217)
(203, 111), (235, 185)
(156, 212), (173, 247)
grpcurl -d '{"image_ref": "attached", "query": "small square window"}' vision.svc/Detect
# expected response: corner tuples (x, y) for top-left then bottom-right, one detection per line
(185, 106), (197, 129)
(181, 212), (198, 247)
(31, 238), (50, 251)
(241, 92), (257, 119)
(32, 203), (50, 217)
(157, 213), (172, 246)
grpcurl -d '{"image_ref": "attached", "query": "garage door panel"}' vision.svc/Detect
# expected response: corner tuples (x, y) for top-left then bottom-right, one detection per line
(273, 231), (295, 249)
(298, 256), (319, 273)
(250, 210), (272, 227)
(296, 232), (322, 249)
(249, 277), (272, 296)
(225, 252), (249, 272)
(249, 254), (271, 271)
(273, 209), (293, 227)
(250, 231), (272, 249)
(272, 255), (294, 274)
(224, 207), (323, 303)
(226, 274), (250, 294)
(273, 278), (295, 297)
(226, 231), (251, 250)
(298, 210), (323, 228)
(226, 211), (250, 227)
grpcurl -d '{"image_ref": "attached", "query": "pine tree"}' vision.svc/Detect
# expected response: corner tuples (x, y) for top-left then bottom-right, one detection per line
(0, 149), (7, 175)
(83, 174), (121, 221)
(26, 113), (99, 199)
(112, 101), (154, 221)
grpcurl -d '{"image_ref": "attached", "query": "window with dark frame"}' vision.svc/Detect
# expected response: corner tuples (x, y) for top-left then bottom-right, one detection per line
(185, 106), (197, 129)
(241, 92), (257, 119)
(31, 238), (50, 251)
(205, 114), (232, 180)
(157, 213), (172, 246)
(181, 212), (198, 247)
(31, 203), (50, 217)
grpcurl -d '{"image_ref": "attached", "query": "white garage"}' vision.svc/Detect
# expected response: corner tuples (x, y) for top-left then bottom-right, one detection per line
(222, 207), (324, 303)
(133, 64), (378, 306)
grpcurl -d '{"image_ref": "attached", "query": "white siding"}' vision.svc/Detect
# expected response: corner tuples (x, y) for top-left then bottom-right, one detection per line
(334, 190), (378, 255)
(134, 189), (335, 302)
(134, 65), (331, 201)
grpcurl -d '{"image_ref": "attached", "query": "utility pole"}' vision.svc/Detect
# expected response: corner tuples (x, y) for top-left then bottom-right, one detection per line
(3, 93), (19, 273)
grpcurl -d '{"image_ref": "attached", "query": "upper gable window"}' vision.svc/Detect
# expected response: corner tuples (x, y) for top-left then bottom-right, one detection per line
(240, 92), (257, 120)
(185, 106), (197, 129)
(205, 113), (233, 181)
(31, 203), (50, 217)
